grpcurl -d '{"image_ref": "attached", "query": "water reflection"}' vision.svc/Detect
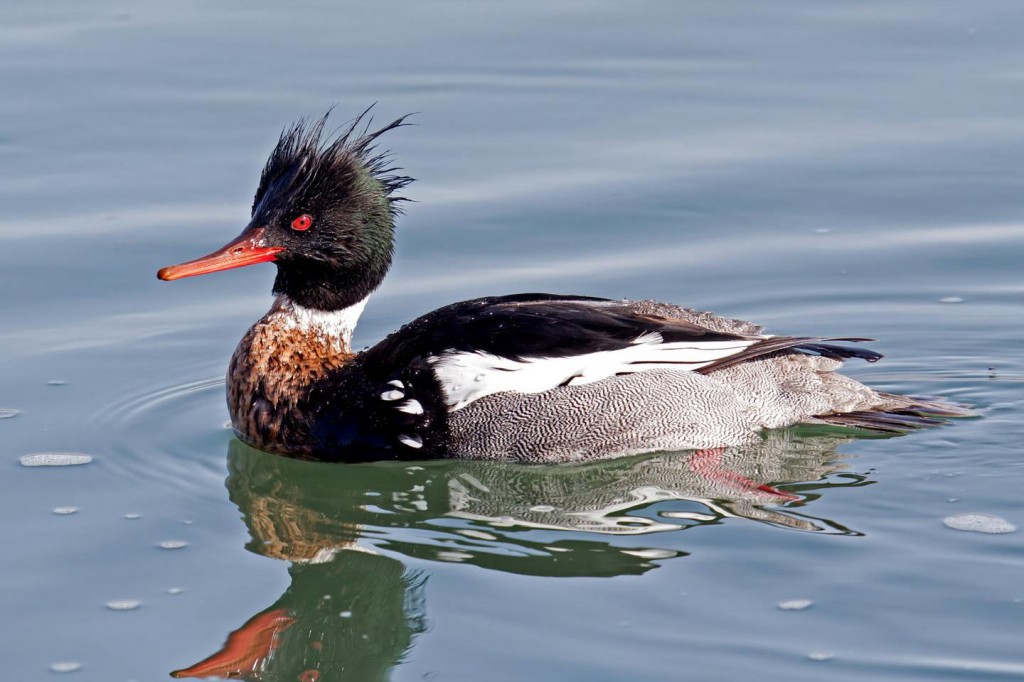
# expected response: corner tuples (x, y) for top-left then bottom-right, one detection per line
(172, 429), (872, 680)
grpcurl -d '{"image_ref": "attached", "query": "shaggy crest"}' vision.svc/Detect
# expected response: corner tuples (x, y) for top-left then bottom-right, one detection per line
(252, 106), (415, 220)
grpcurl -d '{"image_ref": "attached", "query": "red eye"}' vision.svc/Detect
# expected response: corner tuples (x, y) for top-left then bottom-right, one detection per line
(291, 214), (312, 231)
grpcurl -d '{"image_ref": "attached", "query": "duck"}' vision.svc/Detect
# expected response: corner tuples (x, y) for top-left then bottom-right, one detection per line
(157, 109), (969, 463)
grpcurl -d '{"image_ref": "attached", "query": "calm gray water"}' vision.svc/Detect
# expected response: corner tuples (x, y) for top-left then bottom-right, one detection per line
(3, 2), (1023, 680)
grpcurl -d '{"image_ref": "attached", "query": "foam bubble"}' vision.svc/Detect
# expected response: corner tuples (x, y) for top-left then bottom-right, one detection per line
(943, 513), (1016, 534)
(106, 599), (141, 611)
(19, 453), (92, 467)
(159, 540), (188, 550)
(778, 599), (814, 611)
(52, 507), (79, 515)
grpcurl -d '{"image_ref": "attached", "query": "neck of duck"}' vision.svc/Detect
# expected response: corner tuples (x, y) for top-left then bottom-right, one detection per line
(228, 295), (368, 455)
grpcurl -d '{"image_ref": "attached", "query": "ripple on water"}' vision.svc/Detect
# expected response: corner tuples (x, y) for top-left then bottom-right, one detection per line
(52, 507), (79, 515)
(19, 453), (93, 467)
(93, 376), (226, 487)
(97, 377), (224, 431)
(943, 513), (1016, 534)
(778, 599), (814, 611)
(105, 599), (141, 611)
(158, 540), (188, 550)
(0, 408), (18, 419)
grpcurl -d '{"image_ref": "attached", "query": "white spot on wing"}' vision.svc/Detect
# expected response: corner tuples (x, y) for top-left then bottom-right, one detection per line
(398, 434), (423, 449)
(432, 335), (758, 410)
(380, 390), (404, 401)
(397, 399), (424, 415)
(387, 379), (405, 389)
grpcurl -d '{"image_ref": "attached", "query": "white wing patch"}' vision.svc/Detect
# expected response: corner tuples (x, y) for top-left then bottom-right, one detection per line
(429, 333), (758, 411)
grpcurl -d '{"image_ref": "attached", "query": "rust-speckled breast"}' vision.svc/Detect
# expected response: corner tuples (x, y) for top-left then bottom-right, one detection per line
(228, 308), (354, 456)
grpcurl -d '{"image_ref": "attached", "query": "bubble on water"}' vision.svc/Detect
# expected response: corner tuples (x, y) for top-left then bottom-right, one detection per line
(529, 504), (555, 513)
(123, 513), (141, 520)
(50, 661), (81, 673)
(339, 610), (353, 618)
(159, 540), (188, 550)
(943, 513), (1016, 534)
(47, 380), (68, 386)
(19, 453), (93, 467)
(106, 599), (141, 611)
(166, 587), (184, 595)
(807, 651), (834, 661)
(939, 296), (964, 304)
(778, 599), (814, 611)
(0, 408), (19, 419)
(52, 507), (79, 515)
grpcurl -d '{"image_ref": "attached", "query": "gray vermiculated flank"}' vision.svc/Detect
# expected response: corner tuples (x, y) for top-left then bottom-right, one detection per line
(447, 354), (917, 463)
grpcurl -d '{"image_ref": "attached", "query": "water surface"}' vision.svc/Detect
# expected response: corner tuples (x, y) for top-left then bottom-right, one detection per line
(2, 2), (1023, 680)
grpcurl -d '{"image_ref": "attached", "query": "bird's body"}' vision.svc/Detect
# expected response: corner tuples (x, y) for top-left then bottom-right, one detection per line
(158, 110), (968, 463)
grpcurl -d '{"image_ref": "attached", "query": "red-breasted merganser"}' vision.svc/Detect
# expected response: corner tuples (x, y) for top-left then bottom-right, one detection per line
(157, 110), (969, 463)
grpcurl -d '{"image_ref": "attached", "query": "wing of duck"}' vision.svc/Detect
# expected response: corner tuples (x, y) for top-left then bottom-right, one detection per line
(360, 293), (883, 411)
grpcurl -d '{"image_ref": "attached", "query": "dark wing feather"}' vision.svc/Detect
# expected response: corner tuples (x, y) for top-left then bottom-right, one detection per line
(359, 293), (753, 372)
(696, 337), (883, 374)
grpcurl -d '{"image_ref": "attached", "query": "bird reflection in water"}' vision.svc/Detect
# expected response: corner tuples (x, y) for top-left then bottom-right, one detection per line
(172, 428), (872, 680)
